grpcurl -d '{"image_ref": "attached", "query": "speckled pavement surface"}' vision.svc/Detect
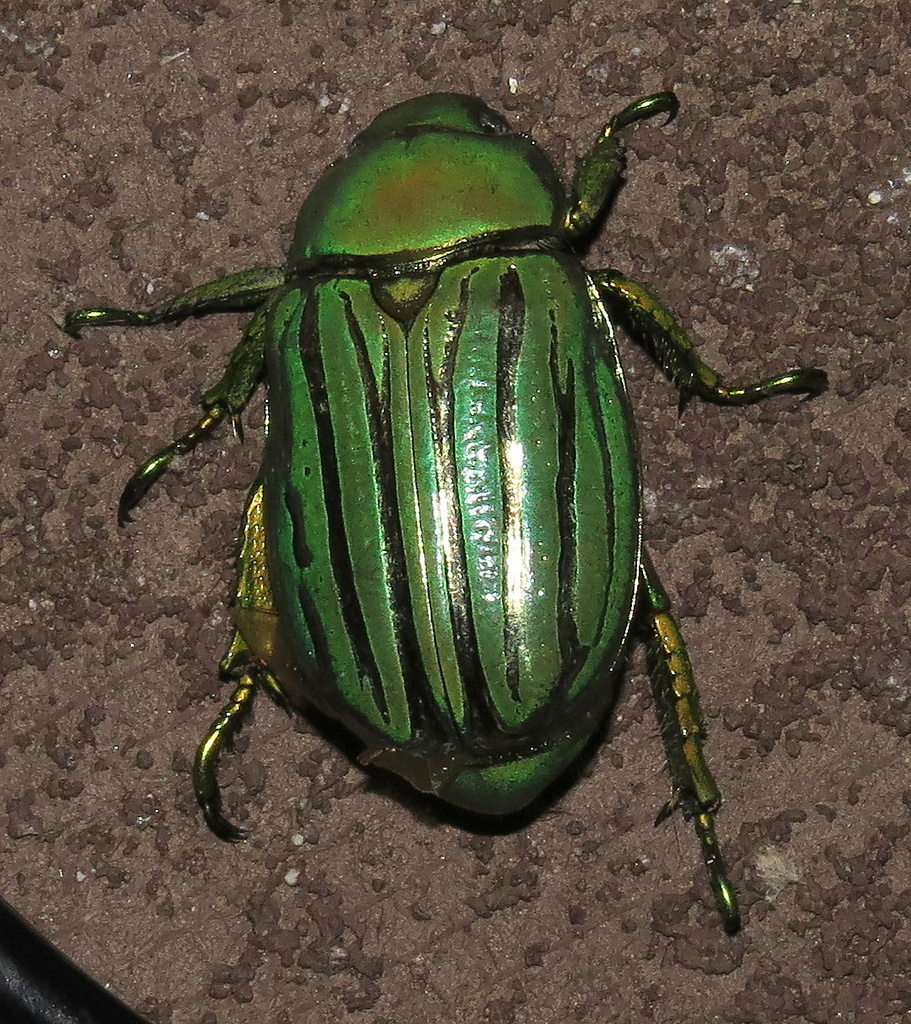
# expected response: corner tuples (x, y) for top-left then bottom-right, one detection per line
(1, 3), (909, 1023)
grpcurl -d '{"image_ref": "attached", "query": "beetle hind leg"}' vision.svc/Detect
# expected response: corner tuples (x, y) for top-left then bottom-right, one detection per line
(639, 550), (740, 934)
(193, 646), (259, 842)
(193, 481), (287, 839)
(194, 630), (287, 840)
(594, 270), (827, 408)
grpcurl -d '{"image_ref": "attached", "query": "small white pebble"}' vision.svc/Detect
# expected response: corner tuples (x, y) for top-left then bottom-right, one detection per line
(284, 868), (301, 886)
(867, 190), (884, 204)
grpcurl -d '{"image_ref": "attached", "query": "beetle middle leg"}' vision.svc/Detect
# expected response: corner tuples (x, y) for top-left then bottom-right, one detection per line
(566, 94), (827, 406)
(637, 550), (740, 934)
(594, 270), (828, 406)
(65, 267), (285, 521)
(117, 305), (273, 522)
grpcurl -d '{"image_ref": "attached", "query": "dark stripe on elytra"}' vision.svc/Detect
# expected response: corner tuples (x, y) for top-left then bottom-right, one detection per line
(297, 289), (390, 721)
(548, 307), (587, 694)
(576, 307), (614, 652)
(496, 266), (527, 708)
(423, 271), (500, 739)
(282, 482), (334, 680)
(272, 295), (334, 681)
(339, 291), (451, 743)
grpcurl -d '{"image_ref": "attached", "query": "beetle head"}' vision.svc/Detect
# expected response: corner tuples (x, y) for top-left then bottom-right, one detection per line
(354, 93), (511, 145)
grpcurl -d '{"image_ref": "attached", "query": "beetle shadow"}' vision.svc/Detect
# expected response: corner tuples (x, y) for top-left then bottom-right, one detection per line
(293, 656), (632, 838)
(374, 719), (615, 838)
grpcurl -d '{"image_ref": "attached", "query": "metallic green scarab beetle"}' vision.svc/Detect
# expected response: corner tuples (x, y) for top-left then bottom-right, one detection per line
(65, 92), (827, 933)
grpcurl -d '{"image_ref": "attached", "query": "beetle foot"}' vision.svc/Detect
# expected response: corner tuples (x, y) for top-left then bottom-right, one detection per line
(118, 405), (230, 524)
(654, 793), (739, 933)
(704, 366), (829, 405)
(199, 798), (246, 843)
(192, 675), (258, 841)
(608, 91), (680, 137)
(694, 811), (741, 934)
(63, 307), (153, 337)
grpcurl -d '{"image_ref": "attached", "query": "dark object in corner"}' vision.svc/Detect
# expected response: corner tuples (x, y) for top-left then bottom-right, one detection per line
(0, 894), (150, 1024)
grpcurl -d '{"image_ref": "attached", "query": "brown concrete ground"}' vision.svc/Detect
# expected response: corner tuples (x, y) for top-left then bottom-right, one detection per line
(1, 2), (909, 1022)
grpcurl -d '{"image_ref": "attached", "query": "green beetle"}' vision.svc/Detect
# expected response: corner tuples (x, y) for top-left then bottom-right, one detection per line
(65, 92), (826, 933)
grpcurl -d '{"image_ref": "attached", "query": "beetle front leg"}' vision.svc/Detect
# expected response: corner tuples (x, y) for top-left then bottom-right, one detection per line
(62, 265), (284, 335)
(564, 92), (679, 243)
(594, 270), (828, 407)
(638, 550), (740, 934)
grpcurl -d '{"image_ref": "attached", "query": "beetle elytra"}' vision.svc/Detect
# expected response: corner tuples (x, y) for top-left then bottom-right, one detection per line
(65, 92), (827, 933)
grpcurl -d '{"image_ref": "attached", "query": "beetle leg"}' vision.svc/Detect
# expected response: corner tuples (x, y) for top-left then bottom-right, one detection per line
(193, 633), (287, 841)
(192, 658), (258, 842)
(62, 266), (285, 518)
(62, 265), (285, 336)
(564, 92), (679, 242)
(116, 301), (274, 523)
(193, 481), (287, 840)
(594, 270), (828, 408)
(638, 549), (741, 934)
